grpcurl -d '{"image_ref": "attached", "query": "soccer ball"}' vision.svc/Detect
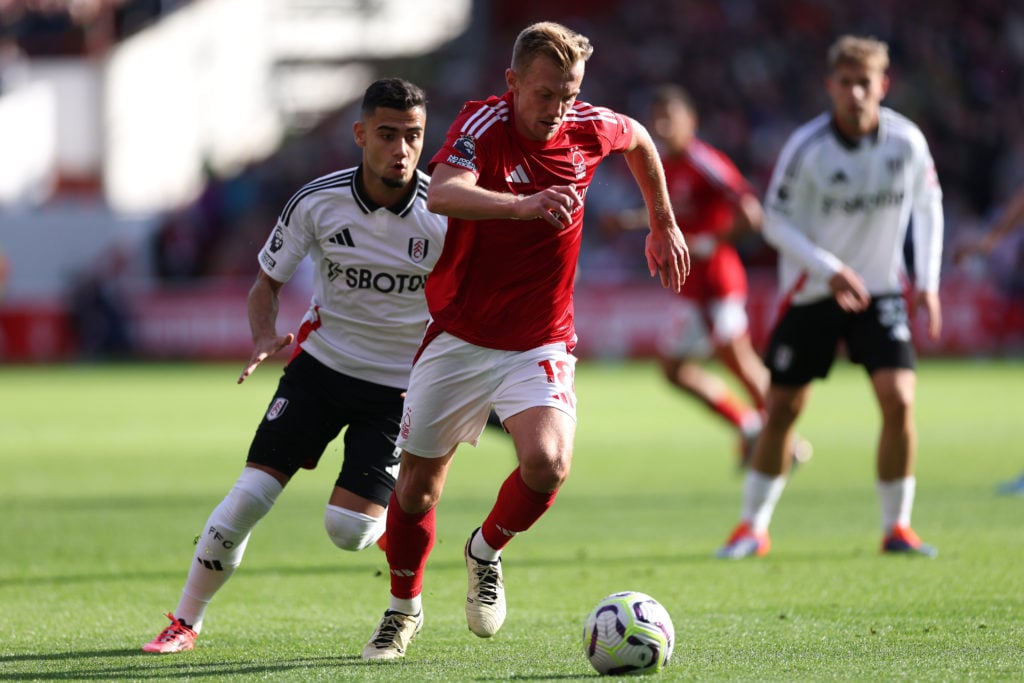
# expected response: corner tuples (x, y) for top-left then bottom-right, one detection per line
(582, 591), (675, 675)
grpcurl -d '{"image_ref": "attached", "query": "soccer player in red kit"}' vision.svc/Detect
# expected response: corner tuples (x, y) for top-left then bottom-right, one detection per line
(612, 85), (811, 468)
(649, 84), (770, 463)
(362, 21), (690, 660)
(616, 85), (811, 467)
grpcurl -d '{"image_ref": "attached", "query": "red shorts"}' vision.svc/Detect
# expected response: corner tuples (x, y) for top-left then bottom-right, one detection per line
(680, 245), (748, 303)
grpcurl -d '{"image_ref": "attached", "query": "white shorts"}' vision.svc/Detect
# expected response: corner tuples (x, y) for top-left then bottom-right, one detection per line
(397, 332), (578, 458)
(655, 296), (749, 360)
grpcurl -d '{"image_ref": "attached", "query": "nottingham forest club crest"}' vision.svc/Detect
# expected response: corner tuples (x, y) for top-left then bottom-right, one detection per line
(571, 148), (586, 180)
(408, 238), (429, 263)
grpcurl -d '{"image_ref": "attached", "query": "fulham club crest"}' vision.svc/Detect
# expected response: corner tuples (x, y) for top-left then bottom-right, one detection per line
(266, 397), (289, 421)
(408, 238), (429, 263)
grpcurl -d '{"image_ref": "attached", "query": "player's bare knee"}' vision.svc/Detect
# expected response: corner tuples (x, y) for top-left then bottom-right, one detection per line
(658, 357), (683, 383)
(875, 385), (913, 424)
(879, 398), (912, 428)
(324, 505), (385, 551)
(394, 489), (439, 515)
(520, 454), (570, 492)
(674, 360), (706, 388)
(395, 473), (444, 513)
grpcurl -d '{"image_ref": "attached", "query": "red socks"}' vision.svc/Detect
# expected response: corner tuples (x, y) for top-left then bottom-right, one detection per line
(480, 468), (558, 551)
(711, 394), (750, 430)
(385, 468), (558, 598)
(384, 491), (435, 599)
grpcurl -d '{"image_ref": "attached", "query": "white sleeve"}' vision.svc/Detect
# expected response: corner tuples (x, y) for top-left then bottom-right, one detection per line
(257, 202), (315, 283)
(909, 133), (944, 292)
(763, 137), (843, 280)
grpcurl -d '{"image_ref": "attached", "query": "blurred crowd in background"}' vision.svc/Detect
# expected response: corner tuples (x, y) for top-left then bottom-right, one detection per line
(146, 0), (1023, 291)
(3, 0), (1023, 350)
(0, 0), (184, 65)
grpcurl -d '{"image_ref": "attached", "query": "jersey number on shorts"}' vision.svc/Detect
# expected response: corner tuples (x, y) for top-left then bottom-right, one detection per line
(538, 359), (576, 409)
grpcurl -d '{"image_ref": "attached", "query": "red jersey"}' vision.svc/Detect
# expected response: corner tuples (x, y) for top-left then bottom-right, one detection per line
(427, 91), (633, 351)
(664, 138), (752, 302)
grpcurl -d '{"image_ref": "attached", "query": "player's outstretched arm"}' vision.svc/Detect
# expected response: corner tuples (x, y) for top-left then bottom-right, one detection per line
(621, 118), (690, 292)
(954, 185), (1024, 264)
(238, 270), (294, 384)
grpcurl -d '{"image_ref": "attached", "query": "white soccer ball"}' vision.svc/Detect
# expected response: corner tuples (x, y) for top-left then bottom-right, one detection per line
(582, 590), (675, 676)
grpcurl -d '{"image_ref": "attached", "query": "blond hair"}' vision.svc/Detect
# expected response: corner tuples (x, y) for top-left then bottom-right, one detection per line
(827, 35), (890, 73)
(511, 22), (594, 74)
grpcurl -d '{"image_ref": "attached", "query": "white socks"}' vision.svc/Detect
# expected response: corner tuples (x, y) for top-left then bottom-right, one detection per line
(738, 470), (917, 538)
(469, 528), (500, 563)
(877, 476), (916, 533)
(174, 467), (283, 632)
(390, 595), (422, 616)
(741, 469), (788, 533)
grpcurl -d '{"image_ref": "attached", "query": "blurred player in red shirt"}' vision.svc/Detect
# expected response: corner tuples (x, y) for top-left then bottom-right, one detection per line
(615, 84), (809, 467)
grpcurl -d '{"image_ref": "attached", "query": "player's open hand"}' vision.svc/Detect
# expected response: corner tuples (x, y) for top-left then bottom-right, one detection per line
(912, 290), (942, 341)
(828, 265), (871, 312)
(238, 333), (295, 384)
(645, 226), (690, 293)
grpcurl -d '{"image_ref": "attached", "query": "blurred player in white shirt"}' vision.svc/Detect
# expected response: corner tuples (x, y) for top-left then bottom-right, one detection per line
(716, 35), (944, 559)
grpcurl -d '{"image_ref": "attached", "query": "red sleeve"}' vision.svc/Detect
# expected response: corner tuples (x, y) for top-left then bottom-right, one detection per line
(690, 140), (752, 203)
(572, 103), (633, 156)
(428, 96), (508, 177)
(608, 112), (634, 154)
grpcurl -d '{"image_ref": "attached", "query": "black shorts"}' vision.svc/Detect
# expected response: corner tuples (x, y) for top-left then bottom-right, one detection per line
(765, 294), (916, 386)
(246, 350), (404, 506)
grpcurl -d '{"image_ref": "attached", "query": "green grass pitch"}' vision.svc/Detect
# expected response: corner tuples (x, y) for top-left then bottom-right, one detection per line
(1, 359), (1022, 680)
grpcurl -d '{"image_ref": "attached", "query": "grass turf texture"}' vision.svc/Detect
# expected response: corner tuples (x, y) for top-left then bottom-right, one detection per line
(1, 359), (1022, 681)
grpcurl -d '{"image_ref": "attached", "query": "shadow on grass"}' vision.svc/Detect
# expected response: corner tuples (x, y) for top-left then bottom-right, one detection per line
(470, 676), (594, 681)
(0, 650), (598, 680)
(0, 560), (389, 588)
(0, 547), (882, 590)
(0, 650), (370, 680)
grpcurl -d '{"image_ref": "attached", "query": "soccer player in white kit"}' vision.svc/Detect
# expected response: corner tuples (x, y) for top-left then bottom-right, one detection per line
(715, 35), (944, 559)
(142, 78), (446, 653)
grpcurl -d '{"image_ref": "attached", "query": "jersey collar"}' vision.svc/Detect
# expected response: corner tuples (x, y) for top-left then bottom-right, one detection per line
(829, 115), (881, 150)
(351, 164), (423, 217)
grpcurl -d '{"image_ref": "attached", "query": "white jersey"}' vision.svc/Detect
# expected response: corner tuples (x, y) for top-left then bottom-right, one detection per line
(257, 166), (447, 388)
(763, 108), (943, 305)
